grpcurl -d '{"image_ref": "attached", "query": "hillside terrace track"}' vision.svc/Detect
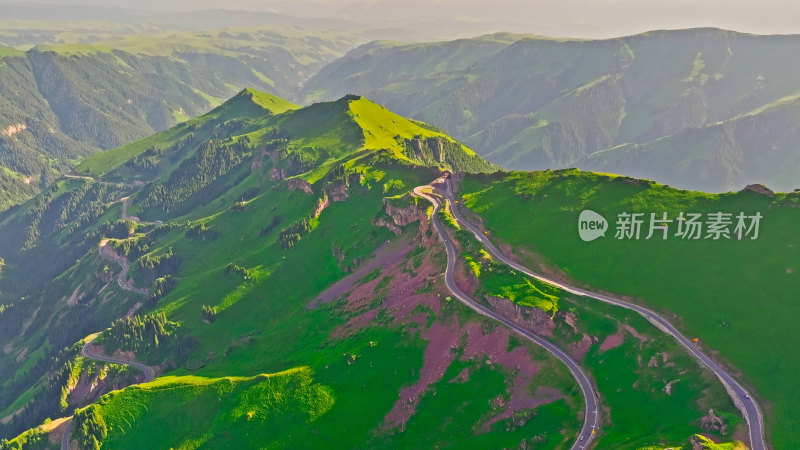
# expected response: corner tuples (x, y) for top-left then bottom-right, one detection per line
(437, 177), (767, 450)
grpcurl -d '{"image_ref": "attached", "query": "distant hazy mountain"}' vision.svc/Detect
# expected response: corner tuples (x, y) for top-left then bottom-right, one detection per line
(301, 28), (800, 192)
(0, 27), (365, 210)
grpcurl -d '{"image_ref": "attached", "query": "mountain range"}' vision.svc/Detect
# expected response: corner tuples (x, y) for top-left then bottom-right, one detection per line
(0, 26), (365, 210)
(0, 88), (797, 448)
(4, 27), (800, 212)
(1, 24), (800, 449)
(302, 28), (800, 193)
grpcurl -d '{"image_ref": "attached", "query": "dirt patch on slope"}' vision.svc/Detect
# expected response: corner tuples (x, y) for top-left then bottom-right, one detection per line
(599, 328), (625, 352)
(309, 236), (415, 309)
(328, 215), (564, 432)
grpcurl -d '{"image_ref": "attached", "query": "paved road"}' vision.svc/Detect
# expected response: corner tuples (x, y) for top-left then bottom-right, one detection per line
(81, 338), (156, 383)
(60, 418), (71, 450)
(61, 338), (155, 450)
(436, 178), (767, 450)
(99, 243), (149, 296)
(414, 185), (600, 449)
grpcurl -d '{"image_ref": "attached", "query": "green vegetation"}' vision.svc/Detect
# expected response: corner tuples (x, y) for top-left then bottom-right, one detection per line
(71, 406), (107, 450)
(77, 368), (335, 449)
(694, 434), (748, 450)
(0, 426), (53, 450)
(0, 25), (362, 210)
(100, 313), (180, 364)
(459, 169), (800, 447)
(449, 200), (743, 447)
(0, 89), (500, 443)
(302, 29), (800, 192)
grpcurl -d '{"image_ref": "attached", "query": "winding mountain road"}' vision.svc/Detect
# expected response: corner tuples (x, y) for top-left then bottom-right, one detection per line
(435, 177), (767, 450)
(60, 337), (155, 450)
(413, 185), (600, 449)
(98, 242), (149, 296)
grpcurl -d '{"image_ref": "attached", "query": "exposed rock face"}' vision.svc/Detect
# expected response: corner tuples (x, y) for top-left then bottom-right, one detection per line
(1, 123), (26, 138)
(313, 181), (352, 218)
(689, 435), (705, 450)
(286, 178), (313, 194)
(373, 195), (427, 236)
(314, 192), (329, 218)
(700, 408), (728, 434)
(407, 137), (447, 163)
(429, 138), (445, 163)
(560, 310), (579, 333)
(327, 182), (349, 202)
(742, 183), (775, 197)
(486, 297), (555, 337)
(269, 167), (287, 181)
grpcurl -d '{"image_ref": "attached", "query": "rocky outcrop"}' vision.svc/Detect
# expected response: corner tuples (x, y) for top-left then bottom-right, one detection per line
(742, 183), (775, 197)
(429, 138), (445, 163)
(486, 297), (555, 337)
(2, 123), (27, 138)
(407, 137), (447, 163)
(286, 178), (313, 194)
(269, 167), (287, 181)
(700, 408), (728, 434)
(618, 176), (653, 187)
(373, 195), (427, 236)
(314, 191), (330, 218)
(311, 180), (353, 218)
(327, 182), (349, 202)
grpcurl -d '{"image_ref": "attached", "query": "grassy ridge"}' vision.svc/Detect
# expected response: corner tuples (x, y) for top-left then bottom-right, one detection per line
(459, 169), (800, 447)
(82, 368), (334, 449)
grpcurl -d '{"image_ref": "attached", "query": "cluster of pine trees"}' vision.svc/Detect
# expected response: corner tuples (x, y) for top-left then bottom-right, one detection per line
(201, 305), (218, 323)
(139, 138), (250, 214)
(278, 216), (313, 249)
(148, 276), (177, 308)
(185, 223), (218, 240)
(108, 235), (152, 259)
(0, 343), (83, 441)
(102, 313), (175, 360)
(135, 247), (180, 281)
(72, 406), (107, 450)
(224, 263), (250, 279)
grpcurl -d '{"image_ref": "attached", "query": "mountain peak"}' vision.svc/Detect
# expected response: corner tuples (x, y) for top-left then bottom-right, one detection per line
(232, 88), (299, 115)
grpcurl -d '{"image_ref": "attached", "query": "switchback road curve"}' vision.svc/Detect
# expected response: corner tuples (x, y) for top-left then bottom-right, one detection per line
(414, 185), (600, 449)
(61, 338), (155, 450)
(437, 178), (767, 450)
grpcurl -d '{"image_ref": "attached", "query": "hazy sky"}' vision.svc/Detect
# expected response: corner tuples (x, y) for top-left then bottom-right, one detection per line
(5, 0), (800, 38)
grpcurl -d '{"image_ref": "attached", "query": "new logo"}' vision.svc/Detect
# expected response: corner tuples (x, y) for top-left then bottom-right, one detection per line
(578, 210), (608, 242)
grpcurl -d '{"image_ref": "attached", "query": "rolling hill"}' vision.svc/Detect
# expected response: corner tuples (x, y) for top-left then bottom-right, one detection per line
(300, 28), (800, 193)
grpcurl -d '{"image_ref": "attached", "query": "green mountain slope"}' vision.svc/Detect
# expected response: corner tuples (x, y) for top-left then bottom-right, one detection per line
(0, 89), (771, 449)
(458, 169), (800, 448)
(0, 26), (365, 211)
(1, 90), (547, 447)
(301, 28), (800, 192)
